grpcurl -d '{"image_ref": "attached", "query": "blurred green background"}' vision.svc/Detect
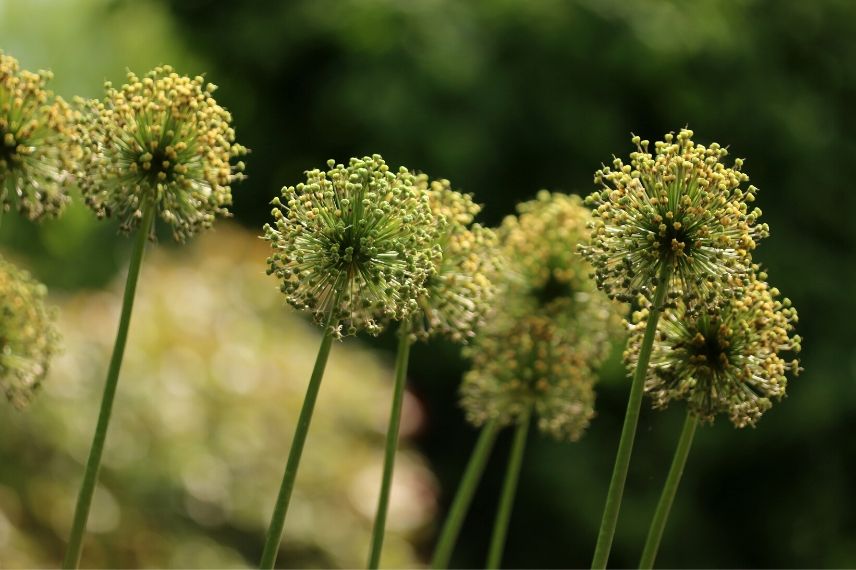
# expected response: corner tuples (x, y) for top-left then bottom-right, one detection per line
(2, 0), (855, 567)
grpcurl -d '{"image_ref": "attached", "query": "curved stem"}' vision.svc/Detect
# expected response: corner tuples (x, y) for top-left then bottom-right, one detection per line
(638, 413), (698, 569)
(259, 322), (337, 569)
(431, 419), (501, 569)
(63, 202), (156, 569)
(486, 408), (530, 570)
(591, 262), (672, 569)
(367, 323), (412, 569)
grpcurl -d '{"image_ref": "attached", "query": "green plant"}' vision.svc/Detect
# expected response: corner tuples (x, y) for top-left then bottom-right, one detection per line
(261, 155), (440, 568)
(64, 66), (245, 568)
(581, 129), (770, 568)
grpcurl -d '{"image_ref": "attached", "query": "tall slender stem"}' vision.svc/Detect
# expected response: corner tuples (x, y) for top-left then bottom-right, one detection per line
(486, 408), (530, 570)
(639, 412), (698, 569)
(63, 201), (156, 569)
(367, 323), (412, 569)
(431, 419), (501, 569)
(259, 322), (337, 569)
(591, 262), (672, 569)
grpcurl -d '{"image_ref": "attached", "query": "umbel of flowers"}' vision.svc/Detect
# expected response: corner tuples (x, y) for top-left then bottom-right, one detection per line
(0, 51), (76, 220)
(74, 65), (247, 241)
(580, 128), (768, 309)
(500, 190), (624, 364)
(632, 268), (801, 427)
(265, 155), (441, 337)
(411, 176), (501, 343)
(461, 314), (595, 442)
(0, 255), (60, 408)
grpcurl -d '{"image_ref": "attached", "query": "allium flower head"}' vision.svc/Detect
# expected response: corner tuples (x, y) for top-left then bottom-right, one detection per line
(460, 315), (596, 441)
(75, 65), (247, 241)
(579, 129), (768, 308)
(0, 256), (60, 407)
(265, 155), (442, 338)
(410, 176), (501, 343)
(500, 191), (624, 364)
(0, 51), (75, 220)
(629, 270), (801, 427)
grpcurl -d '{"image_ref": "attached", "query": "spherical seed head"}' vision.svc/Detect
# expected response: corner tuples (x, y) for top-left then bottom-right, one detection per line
(75, 65), (247, 241)
(410, 176), (503, 343)
(265, 155), (442, 338)
(0, 256), (60, 408)
(0, 51), (76, 220)
(579, 129), (768, 308)
(460, 315), (596, 442)
(501, 191), (625, 365)
(628, 270), (801, 427)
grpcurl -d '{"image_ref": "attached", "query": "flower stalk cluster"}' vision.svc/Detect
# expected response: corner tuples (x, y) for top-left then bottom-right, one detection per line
(0, 255), (59, 407)
(0, 51), (76, 220)
(585, 129), (802, 569)
(74, 65), (247, 241)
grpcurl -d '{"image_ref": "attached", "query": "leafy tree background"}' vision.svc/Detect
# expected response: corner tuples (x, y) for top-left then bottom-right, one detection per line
(2, 0), (855, 566)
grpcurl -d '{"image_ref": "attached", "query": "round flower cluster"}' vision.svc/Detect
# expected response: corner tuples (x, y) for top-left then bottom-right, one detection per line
(410, 176), (502, 343)
(0, 51), (75, 220)
(460, 315), (595, 441)
(74, 65), (247, 241)
(579, 129), (768, 308)
(265, 155), (442, 337)
(629, 270), (801, 427)
(0, 256), (60, 408)
(500, 191), (625, 365)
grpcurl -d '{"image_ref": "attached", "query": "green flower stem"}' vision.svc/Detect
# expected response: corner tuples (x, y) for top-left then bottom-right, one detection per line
(591, 262), (672, 570)
(431, 418), (501, 569)
(367, 322), (412, 569)
(639, 412), (698, 569)
(63, 200), (156, 569)
(259, 320), (337, 569)
(486, 408), (531, 570)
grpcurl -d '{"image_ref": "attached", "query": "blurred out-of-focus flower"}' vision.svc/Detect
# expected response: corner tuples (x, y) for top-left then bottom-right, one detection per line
(629, 269), (801, 427)
(500, 190), (624, 365)
(74, 65), (246, 240)
(0, 255), (59, 407)
(0, 51), (75, 220)
(265, 155), (441, 338)
(410, 176), (501, 343)
(579, 128), (767, 309)
(460, 315), (596, 441)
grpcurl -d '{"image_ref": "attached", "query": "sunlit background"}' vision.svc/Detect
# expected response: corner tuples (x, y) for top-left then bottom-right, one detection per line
(1, 0), (855, 567)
